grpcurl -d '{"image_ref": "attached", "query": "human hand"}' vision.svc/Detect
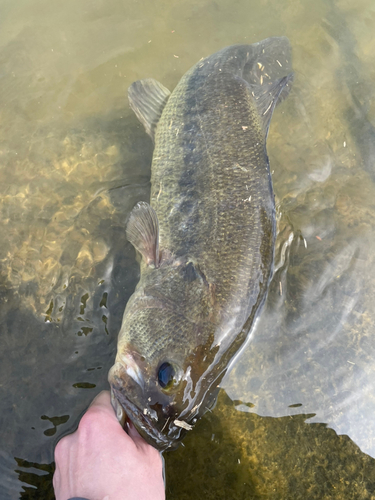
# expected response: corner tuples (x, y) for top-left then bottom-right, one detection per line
(53, 390), (165, 500)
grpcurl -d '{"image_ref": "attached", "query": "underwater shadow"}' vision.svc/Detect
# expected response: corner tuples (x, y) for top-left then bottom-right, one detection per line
(165, 390), (375, 500)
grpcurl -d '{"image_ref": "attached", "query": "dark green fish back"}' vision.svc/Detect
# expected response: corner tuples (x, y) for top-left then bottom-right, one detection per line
(150, 38), (292, 337)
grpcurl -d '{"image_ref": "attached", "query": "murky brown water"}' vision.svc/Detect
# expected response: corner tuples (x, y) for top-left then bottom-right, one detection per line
(1, 0), (375, 498)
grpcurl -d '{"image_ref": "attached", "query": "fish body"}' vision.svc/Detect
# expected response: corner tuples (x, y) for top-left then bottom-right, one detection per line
(108, 37), (293, 450)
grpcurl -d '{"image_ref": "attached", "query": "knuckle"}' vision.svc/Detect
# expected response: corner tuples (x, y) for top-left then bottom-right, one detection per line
(78, 406), (106, 435)
(78, 410), (98, 433)
(54, 437), (67, 462)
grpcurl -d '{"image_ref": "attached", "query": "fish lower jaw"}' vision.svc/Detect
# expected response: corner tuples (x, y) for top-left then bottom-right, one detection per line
(110, 385), (182, 451)
(110, 390), (126, 427)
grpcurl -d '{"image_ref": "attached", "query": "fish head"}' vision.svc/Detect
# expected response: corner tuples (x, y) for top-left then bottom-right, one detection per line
(108, 284), (220, 451)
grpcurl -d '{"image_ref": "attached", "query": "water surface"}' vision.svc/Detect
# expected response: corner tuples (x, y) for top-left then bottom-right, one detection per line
(1, 0), (375, 498)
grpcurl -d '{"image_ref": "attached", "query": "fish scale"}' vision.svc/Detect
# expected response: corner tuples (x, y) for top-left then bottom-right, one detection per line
(153, 72), (271, 329)
(108, 37), (293, 450)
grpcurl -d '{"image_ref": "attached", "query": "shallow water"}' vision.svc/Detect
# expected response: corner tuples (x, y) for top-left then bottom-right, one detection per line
(1, 0), (375, 498)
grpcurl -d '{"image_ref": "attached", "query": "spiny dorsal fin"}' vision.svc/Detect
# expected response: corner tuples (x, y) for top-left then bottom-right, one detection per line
(126, 201), (160, 268)
(248, 73), (294, 139)
(128, 78), (171, 141)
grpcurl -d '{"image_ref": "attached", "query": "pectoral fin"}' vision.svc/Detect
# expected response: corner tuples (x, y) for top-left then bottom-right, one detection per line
(128, 78), (171, 141)
(126, 202), (160, 268)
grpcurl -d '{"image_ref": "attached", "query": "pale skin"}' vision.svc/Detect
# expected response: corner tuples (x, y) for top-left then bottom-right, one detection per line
(53, 391), (165, 500)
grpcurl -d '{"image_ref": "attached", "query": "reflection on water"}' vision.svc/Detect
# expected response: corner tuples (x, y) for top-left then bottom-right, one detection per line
(1, 0), (375, 497)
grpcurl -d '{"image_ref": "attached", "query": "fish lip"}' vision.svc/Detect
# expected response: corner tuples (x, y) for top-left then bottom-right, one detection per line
(111, 386), (175, 451)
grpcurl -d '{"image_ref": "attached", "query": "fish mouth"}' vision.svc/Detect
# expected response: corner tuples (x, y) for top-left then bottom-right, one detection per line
(111, 386), (177, 451)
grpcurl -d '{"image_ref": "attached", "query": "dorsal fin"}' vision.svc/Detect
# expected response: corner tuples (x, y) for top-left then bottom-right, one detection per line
(126, 202), (160, 268)
(248, 73), (294, 139)
(128, 78), (171, 141)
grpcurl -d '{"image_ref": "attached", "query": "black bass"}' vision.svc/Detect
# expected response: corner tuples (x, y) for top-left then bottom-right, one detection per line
(108, 37), (293, 450)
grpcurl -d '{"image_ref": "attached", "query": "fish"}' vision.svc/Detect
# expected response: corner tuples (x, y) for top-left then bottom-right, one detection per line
(108, 37), (293, 451)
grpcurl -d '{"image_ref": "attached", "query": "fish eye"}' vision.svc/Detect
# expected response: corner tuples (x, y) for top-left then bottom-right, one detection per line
(157, 362), (180, 391)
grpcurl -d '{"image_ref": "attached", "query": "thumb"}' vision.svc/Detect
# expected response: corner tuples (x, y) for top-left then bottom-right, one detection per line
(86, 390), (121, 425)
(88, 390), (112, 409)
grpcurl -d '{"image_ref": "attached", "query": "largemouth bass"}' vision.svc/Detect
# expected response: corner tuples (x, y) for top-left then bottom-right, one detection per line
(108, 37), (293, 450)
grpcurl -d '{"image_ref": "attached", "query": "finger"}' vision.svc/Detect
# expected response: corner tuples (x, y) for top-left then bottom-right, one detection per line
(87, 390), (118, 422)
(52, 461), (60, 491)
(80, 390), (122, 430)
(88, 390), (111, 409)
